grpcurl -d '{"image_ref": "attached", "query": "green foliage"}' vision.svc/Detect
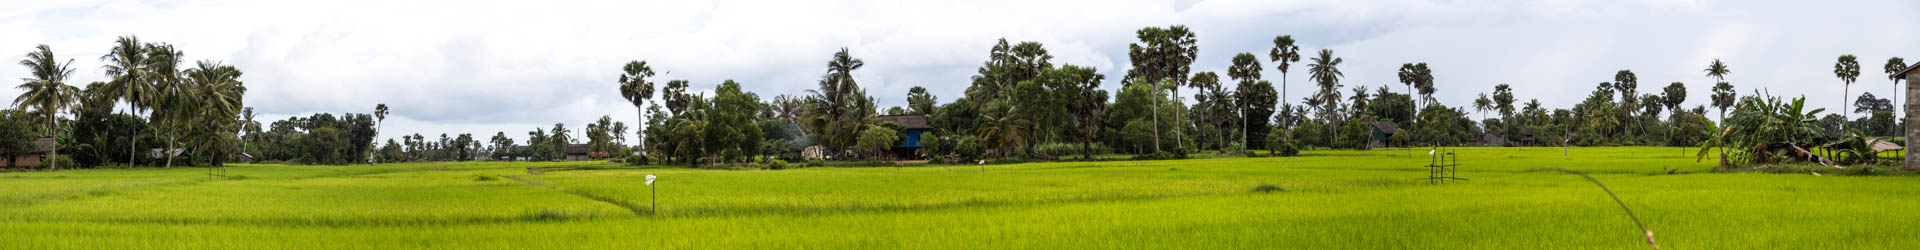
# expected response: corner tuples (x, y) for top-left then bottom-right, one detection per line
(0, 110), (38, 166)
(856, 126), (899, 159)
(1698, 94), (1826, 165)
(1034, 143), (1109, 158)
(951, 135), (986, 161)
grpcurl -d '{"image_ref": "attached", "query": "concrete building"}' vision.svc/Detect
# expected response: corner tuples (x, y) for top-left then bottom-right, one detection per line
(1899, 62), (1920, 169)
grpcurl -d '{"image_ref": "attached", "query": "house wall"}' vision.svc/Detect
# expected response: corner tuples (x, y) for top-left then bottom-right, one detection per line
(9, 155), (42, 168)
(1907, 74), (1919, 169)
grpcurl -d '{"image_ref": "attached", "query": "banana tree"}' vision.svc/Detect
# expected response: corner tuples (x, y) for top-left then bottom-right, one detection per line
(1697, 93), (1824, 166)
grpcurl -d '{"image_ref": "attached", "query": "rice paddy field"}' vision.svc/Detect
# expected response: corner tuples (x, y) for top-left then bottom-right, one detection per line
(3, 147), (1917, 249)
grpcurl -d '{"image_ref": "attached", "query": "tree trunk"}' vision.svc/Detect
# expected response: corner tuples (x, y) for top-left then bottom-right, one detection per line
(127, 110), (137, 168)
(1173, 87), (1185, 152)
(165, 129), (175, 168)
(49, 118), (58, 170)
(1151, 81), (1162, 153)
(1842, 84), (1850, 132)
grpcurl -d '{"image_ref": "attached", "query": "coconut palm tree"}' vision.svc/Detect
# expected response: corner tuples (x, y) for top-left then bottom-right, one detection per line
(1473, 93), (1493, 124)
(1704, 59), (1730, 82)
(1835, 55), (1861, 131)
(1307, 49), (1343, 145)
(14, 45), (80, 170)
(100, 35), (155, 168)
(618, 60), (656, 156)
(372, 103), (388, 164)
(1269, 35), (1300, 127)
(142, 43), (188, 168)
(183, 60), (245, 165)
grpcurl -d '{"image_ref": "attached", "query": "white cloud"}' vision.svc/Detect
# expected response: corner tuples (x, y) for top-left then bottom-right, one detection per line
(1, 0), (1915, 144)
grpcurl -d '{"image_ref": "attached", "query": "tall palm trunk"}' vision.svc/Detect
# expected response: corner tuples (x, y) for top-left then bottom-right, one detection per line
(1841, 84), (1850, 131)
(49, 118), (58, 170)
(1150, 82), (1162, 153)
(1172, 87), (1185, 152)
(127, 109), (136, 168)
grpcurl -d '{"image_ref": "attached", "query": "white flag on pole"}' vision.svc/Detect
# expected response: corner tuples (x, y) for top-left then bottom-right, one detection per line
(1427, 149), (1435, 155)
(645, 175), (656, 186)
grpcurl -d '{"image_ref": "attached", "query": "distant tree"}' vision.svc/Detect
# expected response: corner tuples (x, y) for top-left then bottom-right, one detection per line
(618, 60), (656, 157)
(1045, 65), (1106, 159)
(0, 110), (41, 167)
(907, 86), (936, 115)
(1228, 53), (1263, 148)
(1307, 49), (1344, 145)
(370, 103), (387, 163)
(1705, 59), (1731, 82)
(1885, 57), (1907, 119)
(804, 48), (876, 156)
(1473, 93), (1493, 125)
(1835, 55), (1861, 130)
(1614, 70), (1639, 137)
(13, 44), (80, 170)
(858, 125), (898, 160)
(1130, 26), (1198, 152)
(100, 36), (155, 167)
(1662, 82), (1687, 146)
(1269, 35), (1301, 125)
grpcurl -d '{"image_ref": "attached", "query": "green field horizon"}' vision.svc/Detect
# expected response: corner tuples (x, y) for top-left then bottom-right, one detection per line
(4, 147), (1915, 249)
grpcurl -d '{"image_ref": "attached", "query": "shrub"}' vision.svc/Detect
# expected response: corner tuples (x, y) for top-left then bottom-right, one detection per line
(1034, 143), (1112, 159)
(39, 154), (75, 169)
(952, 135), (986, 161)
(624, 155), (648, 166)
(806, 159), (826, 168)
(1251, 184), (1284, 193)
(768, 160), (790, 170)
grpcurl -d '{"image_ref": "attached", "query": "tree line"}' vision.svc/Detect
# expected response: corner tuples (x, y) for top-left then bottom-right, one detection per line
(6, 29), (1910, 169)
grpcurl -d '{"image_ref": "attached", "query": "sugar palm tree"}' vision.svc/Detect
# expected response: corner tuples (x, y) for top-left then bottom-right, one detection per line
(1710, 82), (1736, 168)
(1885, 57), (1906, 120)
(1269, 35), (1300, 128)
(1397, 63), (1418, 110)
(100, 35), (155, 168)
(1835, 55), (1860, 131)
(14, 45), (80, 170)
(618, 60), (656, 156)
(1228, 53), (1262, 148)
(372, 103), (388, 164)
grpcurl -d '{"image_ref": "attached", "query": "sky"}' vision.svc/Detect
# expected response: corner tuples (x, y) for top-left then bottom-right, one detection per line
(2, 0), (1916, 144)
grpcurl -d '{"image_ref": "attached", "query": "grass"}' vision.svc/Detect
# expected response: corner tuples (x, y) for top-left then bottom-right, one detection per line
(2, 147), (1916, 248)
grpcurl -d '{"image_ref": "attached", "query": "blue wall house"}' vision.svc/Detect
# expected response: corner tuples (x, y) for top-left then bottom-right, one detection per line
(876, 115), (933, 160)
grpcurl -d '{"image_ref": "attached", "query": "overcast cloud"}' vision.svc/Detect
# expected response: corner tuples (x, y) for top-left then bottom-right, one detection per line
(2, 0), (1915, 143)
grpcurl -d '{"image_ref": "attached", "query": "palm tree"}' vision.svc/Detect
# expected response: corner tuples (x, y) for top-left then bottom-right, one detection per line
(14, 45), (80, 170)
(1835, 55), (1860, 131)
(1614, 70), (1639, 137)
(1473, 93), (1493, 124)
(100, 35), (155, 168)
(1228, 53), (1262, 148)
(1711, 82), (1735, 168)
(1661, 82), (1687, 148)
(183, 60), (245, 166)
(1885, 57), (1907, 122)
(1704, 59), (1731, 82)
(618, 60), (656, 156)
(1307, 49), (1343, 146)
(1269, 35), (1301, 129)
(142, 43), (187, 168)
(1397, 63), (1418, 111)
(372, 103), (389, 164)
